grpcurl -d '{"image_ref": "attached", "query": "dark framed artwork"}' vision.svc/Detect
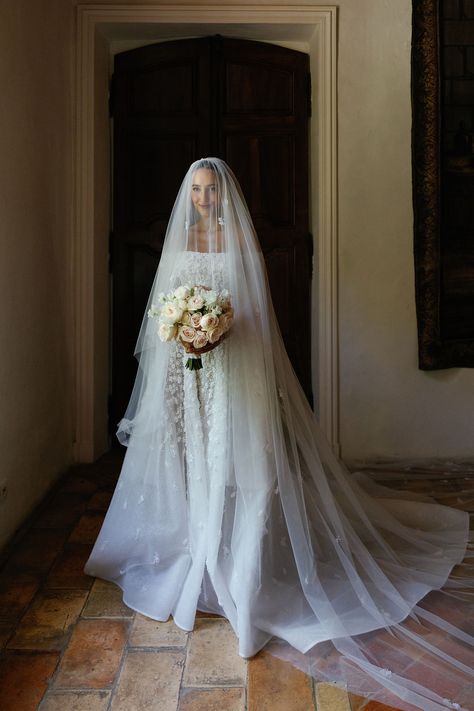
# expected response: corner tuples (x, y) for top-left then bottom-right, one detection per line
(412, 0), (474, 369)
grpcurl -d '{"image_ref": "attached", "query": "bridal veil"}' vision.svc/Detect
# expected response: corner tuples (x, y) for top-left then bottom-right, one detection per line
(86, 158), (473, 711)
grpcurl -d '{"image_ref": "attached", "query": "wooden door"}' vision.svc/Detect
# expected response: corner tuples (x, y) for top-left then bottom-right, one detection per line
(216, 38), (311, 400)
(111, 36), (311, 436)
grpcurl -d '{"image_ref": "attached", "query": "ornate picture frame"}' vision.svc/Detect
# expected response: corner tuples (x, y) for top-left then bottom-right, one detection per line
(412, 0), (474, 369)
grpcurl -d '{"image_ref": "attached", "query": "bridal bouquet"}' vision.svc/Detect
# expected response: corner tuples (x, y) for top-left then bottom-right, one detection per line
(148, 284), (233, 370)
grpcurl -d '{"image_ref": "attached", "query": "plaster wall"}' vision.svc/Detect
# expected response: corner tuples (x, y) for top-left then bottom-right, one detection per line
(336, 0), (474, 464)
(0, 0), (75, 549)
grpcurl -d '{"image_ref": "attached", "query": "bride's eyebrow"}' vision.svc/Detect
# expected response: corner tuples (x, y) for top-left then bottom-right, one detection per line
(192, 183), (216, 188)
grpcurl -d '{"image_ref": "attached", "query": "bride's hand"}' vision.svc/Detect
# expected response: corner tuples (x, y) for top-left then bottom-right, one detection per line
(181, 332), (227, 355)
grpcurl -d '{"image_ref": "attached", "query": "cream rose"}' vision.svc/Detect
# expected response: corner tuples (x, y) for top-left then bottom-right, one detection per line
(203, 289), (217, 306)
(147, 304), (160, 318)
(208, 326), (223, 344)
(187, 294), (205, 311)
(218, 289), (231, 308)
(190, 312), (202, 328)
(161, 303), (183, 324)
(200, 313), (219, 331)
(181, 311), (192, 326)
(158, 322), (177, 342)
(193, 330), (209, 349)
(174, 285), (190, 300)
(179, 325), (196, 343)
(219, 313), (233, 333)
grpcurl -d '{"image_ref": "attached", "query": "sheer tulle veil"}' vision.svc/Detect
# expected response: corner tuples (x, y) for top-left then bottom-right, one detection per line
(92, 159), (473, 711)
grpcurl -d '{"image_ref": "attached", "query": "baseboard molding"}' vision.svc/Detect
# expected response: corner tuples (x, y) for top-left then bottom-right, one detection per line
(346, 457), (474, 478)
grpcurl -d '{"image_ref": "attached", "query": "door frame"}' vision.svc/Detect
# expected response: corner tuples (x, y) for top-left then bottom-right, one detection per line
(73, 3), (339, 461)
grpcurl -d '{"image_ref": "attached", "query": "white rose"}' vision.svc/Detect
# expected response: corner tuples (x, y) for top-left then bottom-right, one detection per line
(208, 326), (223, 344)
(161, 303), (183, 324)
(174, 285), (190, 300)
(219, 313), (233, 333)
(204, 289), (217, 306)
(147, 303), (160, 318)
(158, 322), (177, 342)
(218, 289), (231, 307)
(181, 312), (192, 326)
(179, 325), (196, 343)
(193, 330), (209, 349)
(187, 294), (205, 311)
(200, 313), (219, 331)
(190, 312), (202, 328)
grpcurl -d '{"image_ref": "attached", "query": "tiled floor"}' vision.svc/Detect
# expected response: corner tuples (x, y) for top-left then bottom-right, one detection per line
(0, 451), (472, 711)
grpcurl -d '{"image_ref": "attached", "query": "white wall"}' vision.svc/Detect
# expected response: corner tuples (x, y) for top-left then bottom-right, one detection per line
(336, 0), (474, 465)
(0, 1), (75, 549)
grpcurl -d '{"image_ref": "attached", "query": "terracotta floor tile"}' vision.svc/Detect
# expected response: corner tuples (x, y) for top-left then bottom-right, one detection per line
(457, 686), (474, 710)
(4, 529), (68, 574)
(435, 494), (474, 511)
(195, 609), (223, 619)
(54, 618), (128, 689)
(183, 618), (247, 687)
(0, 651), (59, 711)
(110, 649), (184, 710)
(58, 474), (99, 496)
(349, 692), (367, 710)
(350, 690), (438, 711)
(129, 614), (188, 647)
(360, 702), (407, 711)
(33, 492), (88, 529)
(402, 659), (469, 700)
(0, 574), (40, 621)
(82, 579), (134, 618)
(247, 650), (314, 711)
(357, 634), (418, 671)
(7, 589), (87, 651)
(39, 690), (111, 710)
(0, 621), (15, 650)
(87, 491), (113, 511)
(45, 543), (94, 590)
(179, 687), (245, 711)
(69, 513), (104, 544)
(315, 682), (351, 711)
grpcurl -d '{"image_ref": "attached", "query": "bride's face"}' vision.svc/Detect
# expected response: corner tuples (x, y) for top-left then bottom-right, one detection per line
(191, 168), (217, 219)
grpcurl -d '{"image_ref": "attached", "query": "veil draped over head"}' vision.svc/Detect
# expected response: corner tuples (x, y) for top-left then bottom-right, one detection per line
(104, 159), (473, 710)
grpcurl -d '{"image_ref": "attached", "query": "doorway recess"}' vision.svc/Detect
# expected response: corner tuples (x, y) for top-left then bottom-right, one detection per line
(73, 4), (338, 461)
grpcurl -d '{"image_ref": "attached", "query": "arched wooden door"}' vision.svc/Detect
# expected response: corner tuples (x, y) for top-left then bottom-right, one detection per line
(111, 36), (311, 437)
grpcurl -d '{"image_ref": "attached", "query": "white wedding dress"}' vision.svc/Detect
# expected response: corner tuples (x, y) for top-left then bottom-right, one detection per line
(85, 158), (474, 711)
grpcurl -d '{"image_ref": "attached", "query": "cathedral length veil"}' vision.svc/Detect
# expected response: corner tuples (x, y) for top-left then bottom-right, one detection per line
(86, 158), (474, 711)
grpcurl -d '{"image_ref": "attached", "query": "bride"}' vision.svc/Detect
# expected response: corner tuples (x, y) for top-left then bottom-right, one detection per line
(85, 158), (473, 711)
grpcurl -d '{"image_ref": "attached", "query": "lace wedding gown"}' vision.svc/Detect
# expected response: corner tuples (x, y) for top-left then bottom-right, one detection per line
(85, 250), (276, 650)
(86, 248), (472, 710)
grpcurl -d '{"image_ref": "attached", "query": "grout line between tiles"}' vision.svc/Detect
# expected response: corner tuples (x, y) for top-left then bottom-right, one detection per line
(176, 617), (192, 711)
(104, 613), (135, 711)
